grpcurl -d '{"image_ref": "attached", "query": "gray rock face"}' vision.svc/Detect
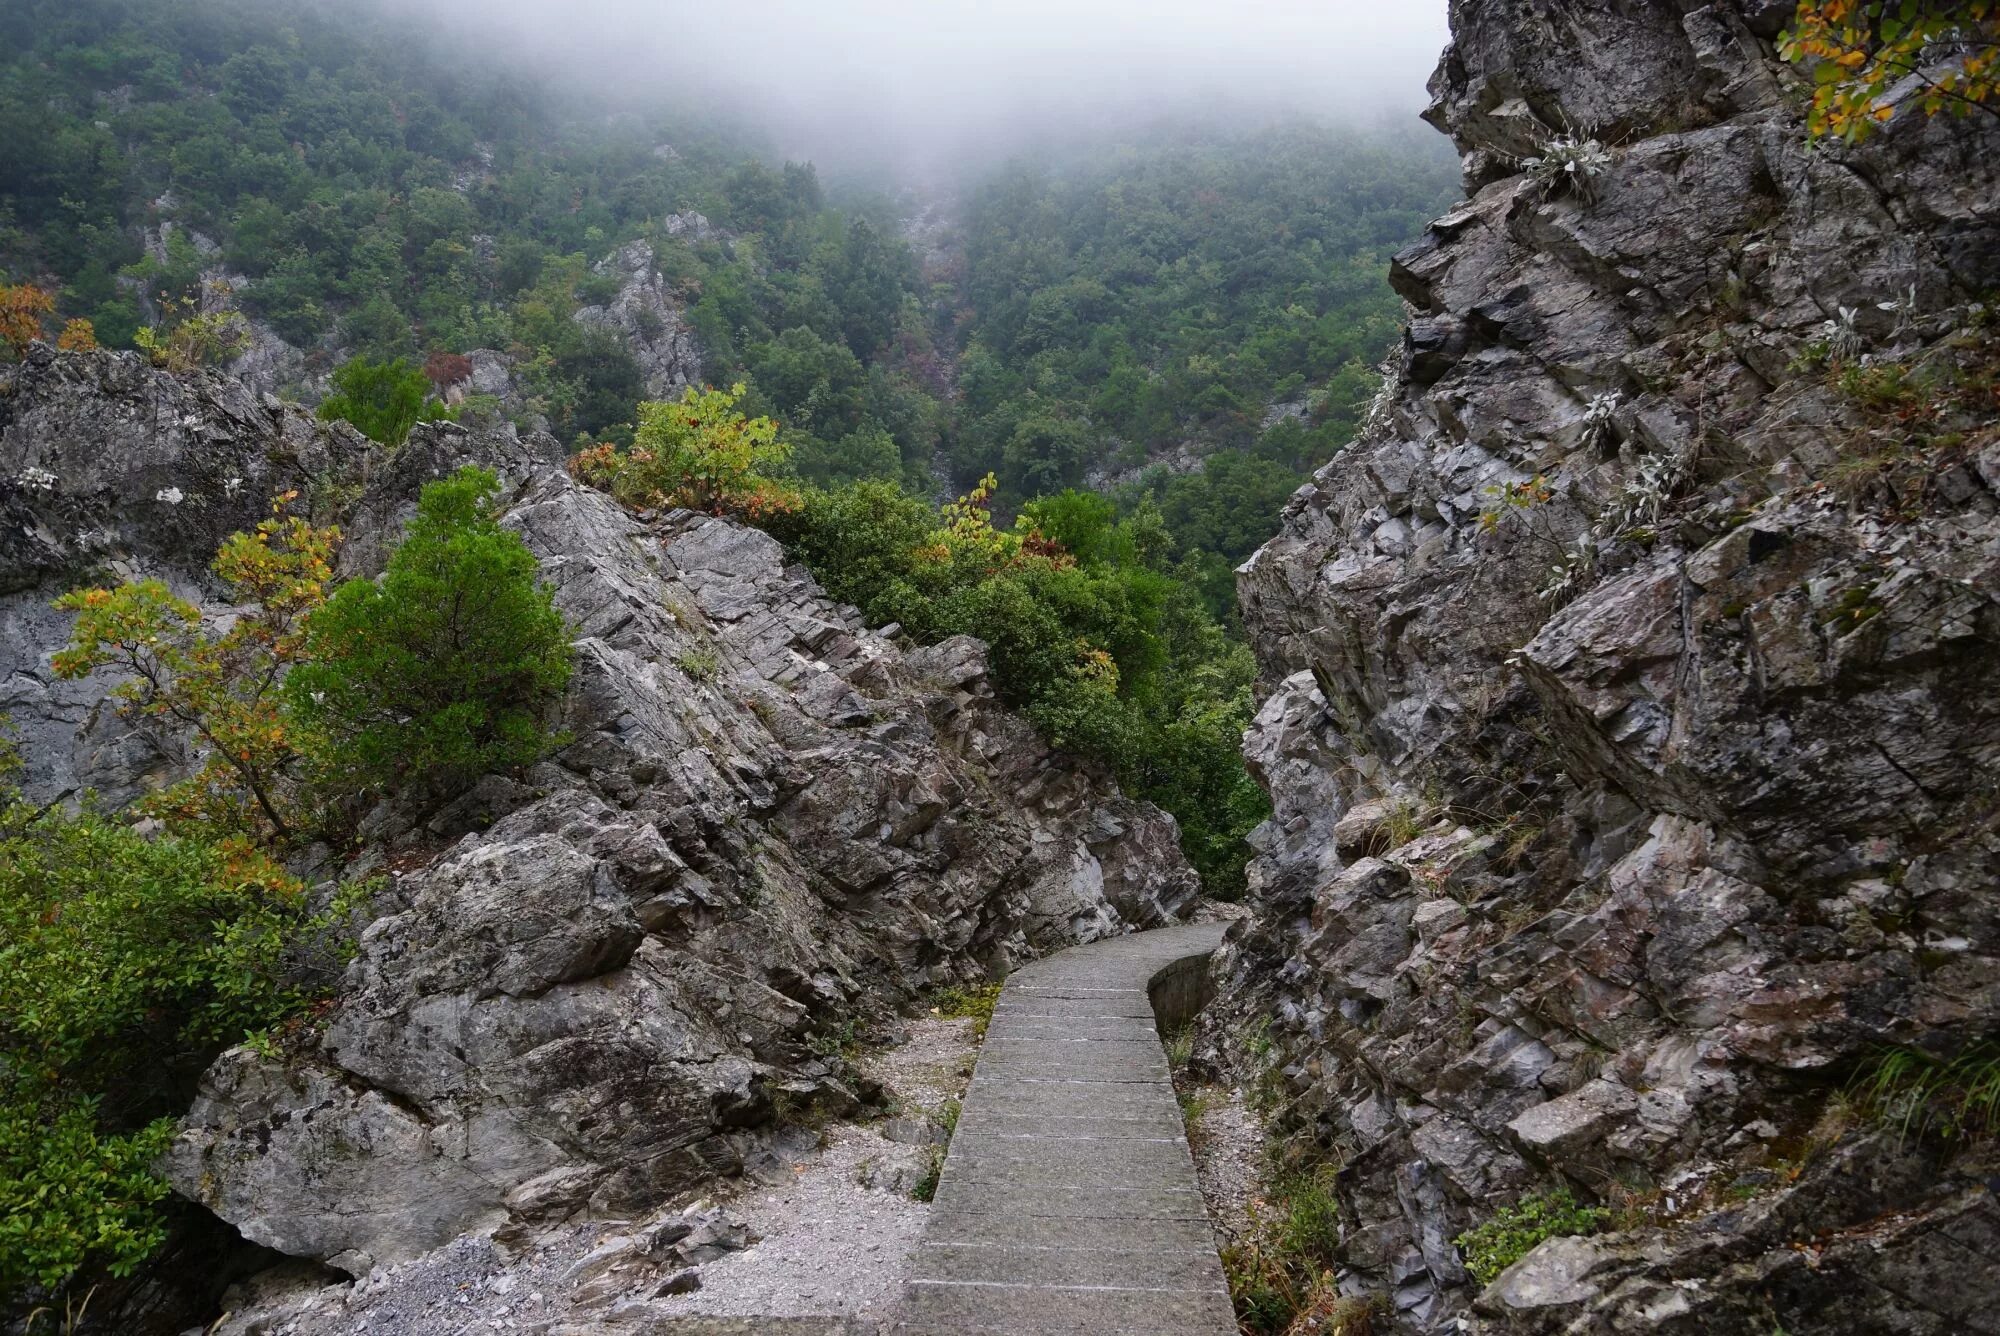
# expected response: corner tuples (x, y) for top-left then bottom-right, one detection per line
(1209, 3), (2000, 1332)
(0, 345), (1197, 1278)
(574, 239), (705, 398)
(0, 345), (373, 808)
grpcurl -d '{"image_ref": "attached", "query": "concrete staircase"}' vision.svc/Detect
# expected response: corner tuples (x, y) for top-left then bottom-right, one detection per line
(892, 923), (1235, 1335)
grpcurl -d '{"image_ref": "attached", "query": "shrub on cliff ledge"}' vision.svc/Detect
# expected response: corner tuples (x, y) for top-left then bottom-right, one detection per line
(316, 355), (454, 446)
(568, 383), (799, 520)
(1454, 1187), (1610, 1286)
(286, 467), (571, 797)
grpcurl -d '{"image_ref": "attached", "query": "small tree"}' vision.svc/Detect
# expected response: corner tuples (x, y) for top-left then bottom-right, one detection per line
(285, 467), (572, 796)
(317, 356), (452, 446)
(55, 317), (98, 352)
(53, 495), (338, 841)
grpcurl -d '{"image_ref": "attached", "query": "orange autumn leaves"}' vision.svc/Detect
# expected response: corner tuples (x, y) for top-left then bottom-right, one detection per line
(53, 492), (338, 840)
(0, 282), (96, 358)
(1783, 0), (1999, 141)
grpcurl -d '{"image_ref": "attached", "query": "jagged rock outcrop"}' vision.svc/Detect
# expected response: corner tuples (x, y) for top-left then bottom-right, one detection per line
(1207, 3), (2000, 1333)
(0, 346), (1197, 1281)
(575, 236), (707, 399)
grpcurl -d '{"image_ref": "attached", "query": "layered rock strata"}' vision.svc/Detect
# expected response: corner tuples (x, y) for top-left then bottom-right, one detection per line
(1207, 2), (2000, 1331)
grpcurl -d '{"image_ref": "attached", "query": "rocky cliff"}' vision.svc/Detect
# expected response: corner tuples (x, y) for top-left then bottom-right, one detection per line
(1208, 2), (2000, 1332)
(0, 343), (1197, 1288)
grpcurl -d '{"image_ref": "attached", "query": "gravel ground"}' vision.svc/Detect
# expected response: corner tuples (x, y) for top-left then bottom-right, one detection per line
(1184, 1084), (1265, 1249)
(199, 1017), (980, 1336)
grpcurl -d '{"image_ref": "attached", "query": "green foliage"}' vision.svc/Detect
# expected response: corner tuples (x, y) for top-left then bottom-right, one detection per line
(1454, 1188), (1611, 1287)
(758, 477), (1269, 895)
(53, 496), (342, 842)
(0, 793), (329, 1295)
(570, 384), (800, 520)
(1850, 1042), (2000, 1147)
(286, 467), (572, 797)
(930, 982), (1003, 1039)
(946, 125), (1456, 503)
(316, 355), (452, 446)
(1221, 1162), (1348, 1334)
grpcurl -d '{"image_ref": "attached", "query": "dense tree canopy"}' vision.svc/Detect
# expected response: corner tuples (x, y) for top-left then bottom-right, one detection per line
(0, 0), (1458, 902)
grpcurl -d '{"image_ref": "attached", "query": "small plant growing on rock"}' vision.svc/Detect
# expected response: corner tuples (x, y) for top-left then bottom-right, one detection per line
(132, 286), (249, 373)
(1579, 390), (1622, 453)
(1520, 127), (1614, 202)
(676, 644), (721, 683)
(1454, 1187), (1610, 1287)
(1851, 1042), (2000, 1147)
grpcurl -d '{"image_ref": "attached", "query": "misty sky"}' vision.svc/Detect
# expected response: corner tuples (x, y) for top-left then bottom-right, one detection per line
(386, 0), (1451, 173)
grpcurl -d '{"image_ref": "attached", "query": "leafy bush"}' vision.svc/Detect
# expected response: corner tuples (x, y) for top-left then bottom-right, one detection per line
(0, 281), (56, 356)
(132, 286), (250, 373)
(0, 791), (330, 1295)
(756, 475), (1268, 896)
(317, 355), (453, 446)
(1454, 1188), (1610, 1286)
(569, 384), (800, 521)
(286, 467), (572, 797)
(54, 494), (341, 841)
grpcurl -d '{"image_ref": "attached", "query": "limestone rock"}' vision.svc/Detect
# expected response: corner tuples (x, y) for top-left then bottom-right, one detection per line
(574, 239), (704, 398)
(1208, 2), (2000, 1330)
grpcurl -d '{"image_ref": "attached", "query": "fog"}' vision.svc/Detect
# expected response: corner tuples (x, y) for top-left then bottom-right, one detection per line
(378, 0), (1450, 177)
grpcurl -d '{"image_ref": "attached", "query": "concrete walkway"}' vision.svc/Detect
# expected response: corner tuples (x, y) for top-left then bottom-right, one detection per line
(892, 923), (1235, 1335)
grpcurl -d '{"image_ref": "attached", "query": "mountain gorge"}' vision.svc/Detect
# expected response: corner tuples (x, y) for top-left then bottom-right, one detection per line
(2, 0), (1998, 1333)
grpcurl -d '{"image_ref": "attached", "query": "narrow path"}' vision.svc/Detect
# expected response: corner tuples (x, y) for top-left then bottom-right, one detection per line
(891, 923), (1234, 1336)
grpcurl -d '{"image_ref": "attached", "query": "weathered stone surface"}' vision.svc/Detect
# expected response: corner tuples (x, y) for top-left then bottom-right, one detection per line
(1206, 2), (2000, 1331)
(574, 239), (705, 398)
(0, 345), (1198, 1281)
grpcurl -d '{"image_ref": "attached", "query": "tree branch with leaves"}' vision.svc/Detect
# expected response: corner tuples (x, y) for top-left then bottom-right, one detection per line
(1782, 0), (2000, 142)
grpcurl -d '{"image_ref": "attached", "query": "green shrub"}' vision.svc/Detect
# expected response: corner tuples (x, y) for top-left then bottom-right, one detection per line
(0, 797), (332, 1294)
(931, 982), (1004, 1039)
(758, 479), (1270, 896)
(1454, 1188), (1610, 1286)
(286, 466), (572, 797)
(317, 355), (453, 446)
